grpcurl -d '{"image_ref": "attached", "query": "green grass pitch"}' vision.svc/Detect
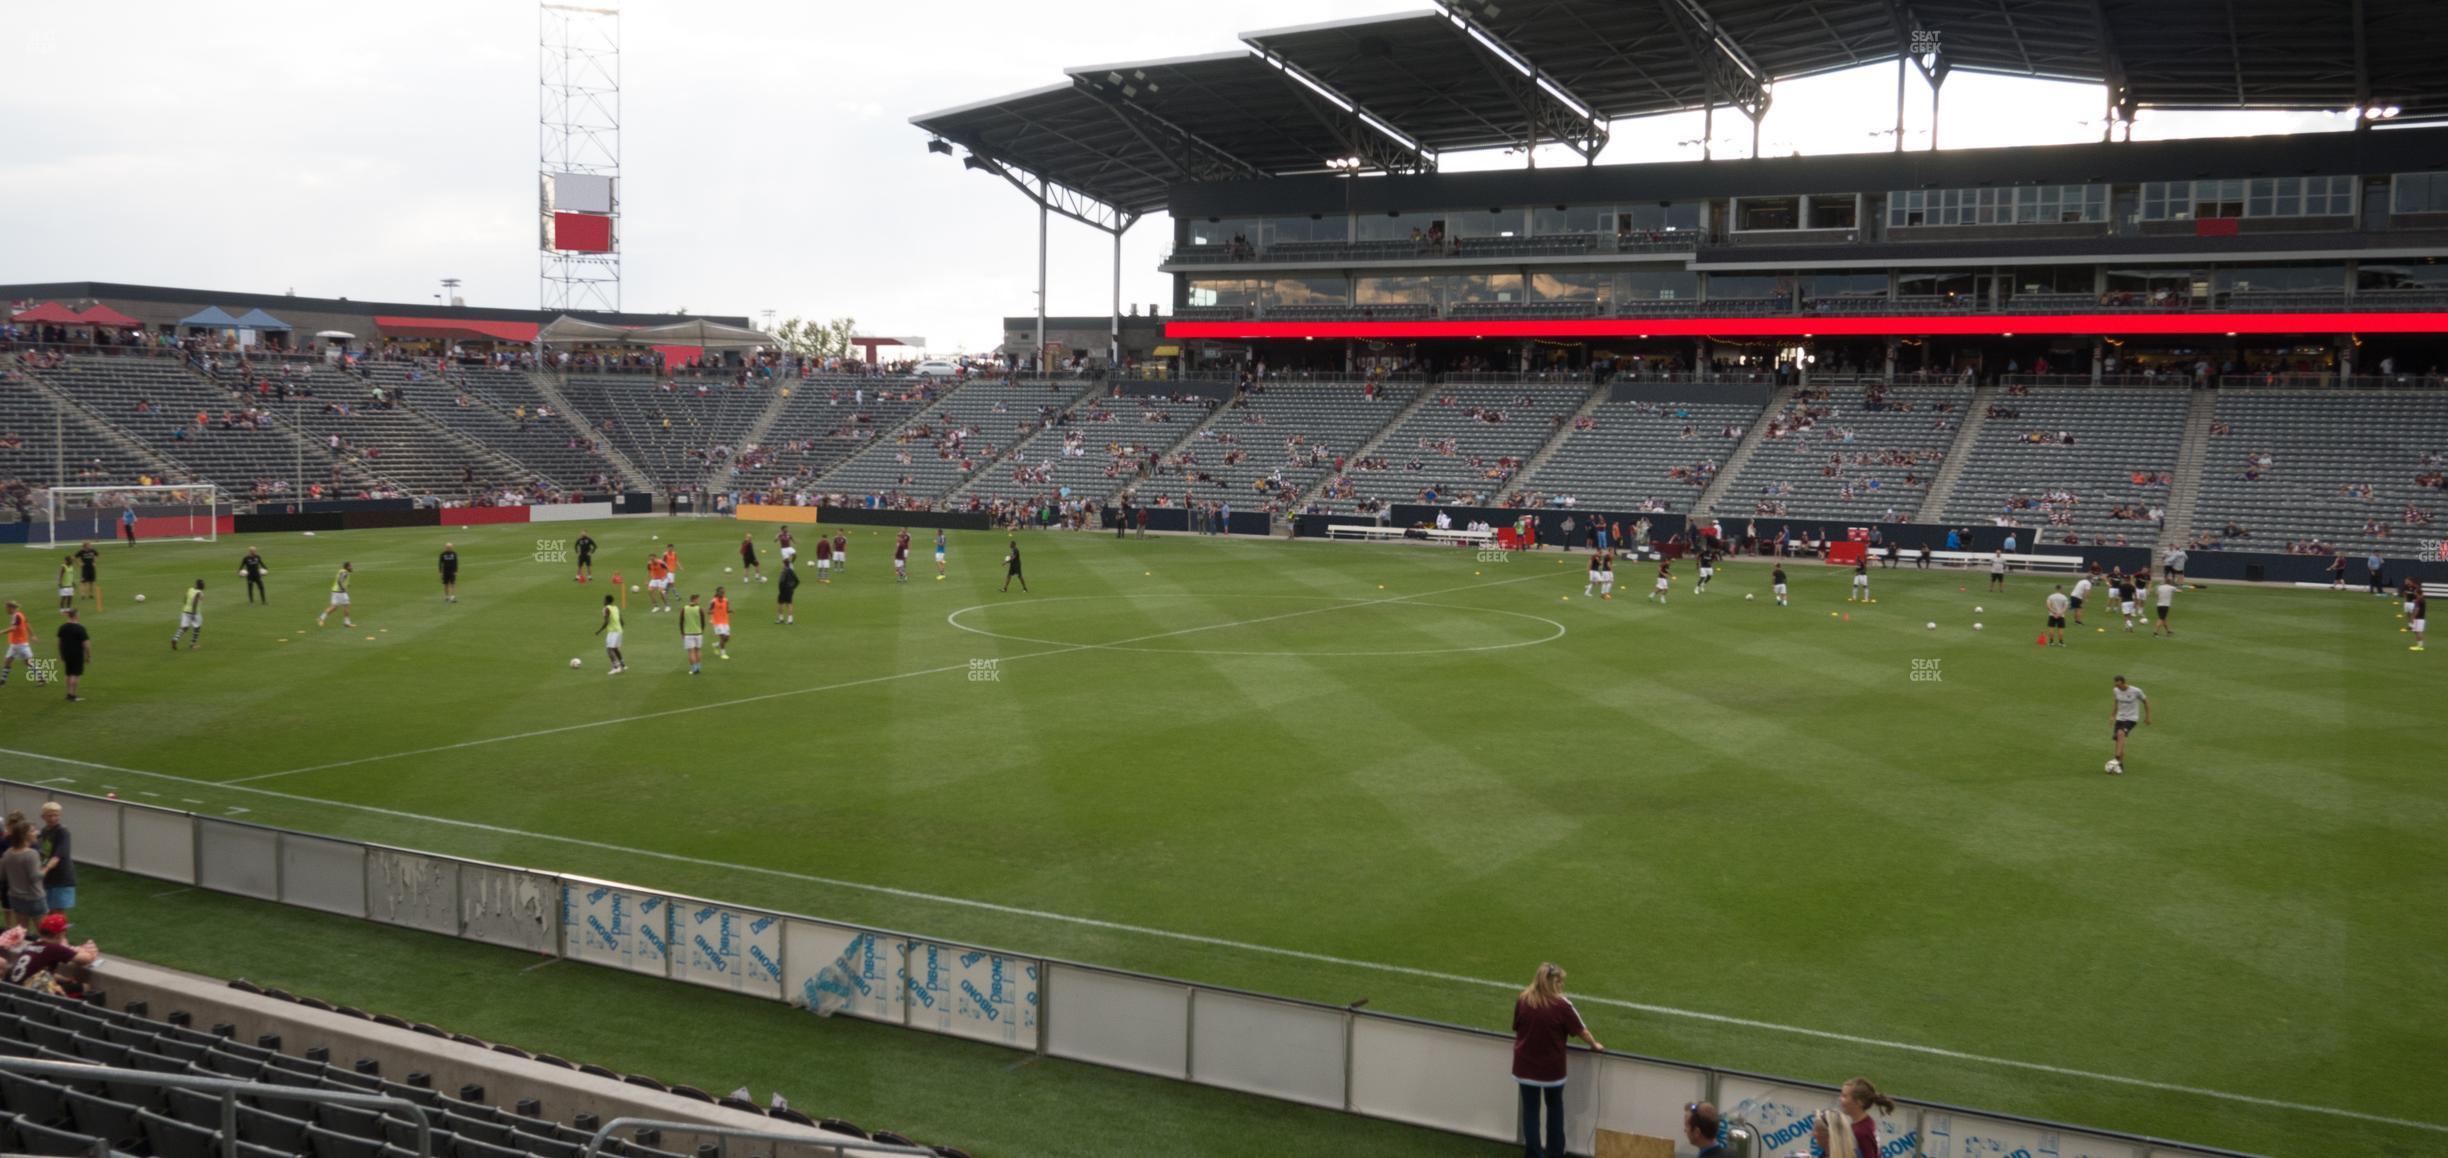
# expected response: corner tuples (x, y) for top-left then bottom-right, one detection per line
(0, 522), (2439, 1156)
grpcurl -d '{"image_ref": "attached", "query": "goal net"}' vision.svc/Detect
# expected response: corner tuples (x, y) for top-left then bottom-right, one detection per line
(27, 485), (221, 549)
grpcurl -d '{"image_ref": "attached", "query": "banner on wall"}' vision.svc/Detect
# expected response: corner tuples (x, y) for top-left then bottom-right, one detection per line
(1924, 1112), (2142, 1158)
(561, 880), (671, 975)
(906, 940), (1039, 1047)
(786, 922), (904, 1024)
(671, 903), (783, 997)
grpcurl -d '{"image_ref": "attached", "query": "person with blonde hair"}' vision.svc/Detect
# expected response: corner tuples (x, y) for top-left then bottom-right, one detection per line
(1510, 962), (1602, 1158)
(1812, 1076), (1898, 1158)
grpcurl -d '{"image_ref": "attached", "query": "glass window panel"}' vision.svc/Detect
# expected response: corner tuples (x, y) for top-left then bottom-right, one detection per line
(1355, 213), (1419, 242)
(1188, 279), (1260, 308)
(1448, 208), (1526, 238)
(1529, 271), (1611, 301)
(1706, 273), (1786, 299)
(1735, 196), (1800, 230)
(1531, 205), (1606, 235)
(1264, 276), (1349, 307)
(1617, 270), (1700, 300)
(1355, 275), (1443, 304)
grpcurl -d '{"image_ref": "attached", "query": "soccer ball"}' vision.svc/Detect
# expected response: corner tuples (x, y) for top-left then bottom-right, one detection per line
(1974, 606), (1985, 613)
(724, 567), (733, 573)
(1973, 623), (1984, 631)
(935, 575), (945, 581)
(133, 594), (146, 603)
(2105, 758), (2123, 774)
(1926, 621), (1937, 629)
(569, 658), (583, 669)
(630, 585), (640, 593)
(1745, 593), (1755, 601)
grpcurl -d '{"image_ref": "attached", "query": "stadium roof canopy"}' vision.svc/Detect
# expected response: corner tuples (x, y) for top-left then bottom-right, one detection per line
(914, 0), (2448, 222)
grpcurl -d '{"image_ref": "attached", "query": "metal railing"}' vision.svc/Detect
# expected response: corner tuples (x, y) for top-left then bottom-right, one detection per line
(580, 1117), (936, 1158)
(0, 1056), (435, 1158)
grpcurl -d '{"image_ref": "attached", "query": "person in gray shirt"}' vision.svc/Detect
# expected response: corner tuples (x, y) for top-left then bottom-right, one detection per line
(0, 825), (45, 927)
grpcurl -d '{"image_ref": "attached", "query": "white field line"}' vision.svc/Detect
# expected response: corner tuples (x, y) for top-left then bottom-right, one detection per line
(228, 570), (1554, 784)
(0, 744), (2439, 1136)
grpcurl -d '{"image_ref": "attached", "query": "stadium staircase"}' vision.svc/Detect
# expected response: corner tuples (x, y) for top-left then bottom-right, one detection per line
(708, 386), (800, 495)
(1286, 385), (1436, 512)
(1498, 383), (1609, 504)
(1689, 383), (1797, 518)
(1911, 383), (1998, 522)
(1113, 389), (1242, 506)
(2154, 387), (2218, 551)
(26, 356), (381, 496)
(528, 373), (652, 494)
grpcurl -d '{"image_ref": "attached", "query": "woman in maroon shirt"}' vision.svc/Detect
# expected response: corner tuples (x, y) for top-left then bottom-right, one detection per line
(1814, 1076), (1898, 1158)
(1511, 963), (1603, 1158)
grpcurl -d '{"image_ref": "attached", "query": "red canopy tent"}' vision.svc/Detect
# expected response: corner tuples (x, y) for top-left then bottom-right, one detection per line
(373, 316), (540, 343)
(10, 301), (84, 324)
(73, 304), (141, 328)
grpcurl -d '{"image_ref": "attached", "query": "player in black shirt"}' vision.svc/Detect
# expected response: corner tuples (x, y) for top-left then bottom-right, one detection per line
(54, 612), (88, 703)
(739, 532), (763, 583)
(439, 543), (460, 603)
(775, 561), (799, 624)
(1771, 564), (1789, 606)
(1001, 540), (1028, 593)
(74, 542), (99, 606)
(239, 548), (269, 604)
(574, 532), (597, 583)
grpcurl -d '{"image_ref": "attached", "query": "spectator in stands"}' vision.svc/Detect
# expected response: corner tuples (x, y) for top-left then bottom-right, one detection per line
(1683, 1101), (1728, 1157)
(1, 913), (97, 997)
(1511, 962), (1601, 1158)
(0, 824), (42, 929)
(1813, 1077), (1898, 1158)
(36, 804), (71, 920)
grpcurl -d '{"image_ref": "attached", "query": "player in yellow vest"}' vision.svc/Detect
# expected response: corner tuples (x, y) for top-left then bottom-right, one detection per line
(172, 580), (206, 651)
(317, 562), (355, 628)
(679, 593), (708, 675)
(594, 594), (626, 675)
(56, 557), (76, 612)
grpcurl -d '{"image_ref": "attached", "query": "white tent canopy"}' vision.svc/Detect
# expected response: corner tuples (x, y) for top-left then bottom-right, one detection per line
(536, 314), (639, 346)
(626, 318), (774, 350)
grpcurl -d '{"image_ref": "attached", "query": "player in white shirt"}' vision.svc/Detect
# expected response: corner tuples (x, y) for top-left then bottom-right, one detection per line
(2151, 581), (2177, 637)
(2044, 585), (2070, 647)
(2108, 675), (2150, 773)
(1649, 560), (1671, 604)
(2069, 575), (2093, 626)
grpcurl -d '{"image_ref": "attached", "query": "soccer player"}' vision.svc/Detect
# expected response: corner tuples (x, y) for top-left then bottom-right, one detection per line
(55, 555), (75, 613)
(776, 526), (797, 566)
(2326, 554), (2346, 590)
(934, 529), (949, 577)
(1848, 559), (1871, 603)
(680, 593), (708, 675)
(832, 531), (848, 573)
(54, 611), (88, 702)
(662, 544), (681, 587)
(645, 551), (671, 612)
(894, 529), (911, 583)
(239, 547), (269, 604)
(1988, 549), (2007, 591)
(2069, 574), (2092, 626)
(1585, 552), (1603, 598)
(171, 580), (205, 651)
(1596, 552), (1614, 599)
(438, 542), (460, 603)
(2410, 591), (2428, 653)
(740, 533), (763, 582)
(1694, 549), (1715, 595)
(119, 506), (137, 547)
(776, 560), (799, 624)
(574, 531), (597, 582)
(74, 541), (98, 606)
(2151, 576), (2177, 637)
(316, 562), (355, 628)
(1771, 563), (1789, 607)
(2108, 675), (2150, 773)
(814, 534), (834, 584)
(594, 594), (625, 674)
(1001, 540), (1028, 593)
(1649, 559), (1670, 604)
(2044, 584), (2070, 647)
(1, 603), (31, 687)
(709, 586), (732, 658)
(2118, 574), (2140, 633)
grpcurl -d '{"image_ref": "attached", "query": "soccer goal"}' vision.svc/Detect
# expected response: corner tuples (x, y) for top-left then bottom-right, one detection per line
(26, 485), (221, 549)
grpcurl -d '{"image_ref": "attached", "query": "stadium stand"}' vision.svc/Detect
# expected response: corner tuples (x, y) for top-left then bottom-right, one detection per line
(1513, 395), (1766, 513)
(1143, 380), (1422, 513)
(1717, 384), (1973, 520)
(26, 356), (379, 499)
(2191, 390), (2448, 556)
(1319, 385), (1589, 511)
(955, 387), (1216, 508)
(355, 364), (614, 493)
(1941, 386), (2188, 543)
(728, 379), (934, 499)
(205, 359), (534, 499)
(0, 367), (166, 489)
(812, 378), (1093, 508)
(555, 377), (775, 493)
(0, 961), (956, 1157)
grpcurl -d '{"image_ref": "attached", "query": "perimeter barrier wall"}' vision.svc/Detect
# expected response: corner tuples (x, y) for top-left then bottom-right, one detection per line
(6, 780), (2248, 1158)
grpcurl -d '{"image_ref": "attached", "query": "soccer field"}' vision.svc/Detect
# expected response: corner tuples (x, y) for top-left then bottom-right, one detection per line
(1, 522), (2439, 1155)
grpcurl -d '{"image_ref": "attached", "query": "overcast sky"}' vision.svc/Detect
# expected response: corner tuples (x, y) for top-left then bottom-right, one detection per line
(2, 1), (2341, 354)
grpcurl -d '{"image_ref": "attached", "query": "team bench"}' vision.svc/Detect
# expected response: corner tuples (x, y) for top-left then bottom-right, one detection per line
(1324, 524), (1496, 546)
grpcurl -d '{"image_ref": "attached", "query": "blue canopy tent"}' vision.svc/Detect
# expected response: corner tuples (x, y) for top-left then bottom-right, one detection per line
(176, 306), (241, 333)
(233, 308), (292, 331)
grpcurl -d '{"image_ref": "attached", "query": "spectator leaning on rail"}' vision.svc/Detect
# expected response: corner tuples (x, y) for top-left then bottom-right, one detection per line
(38, 802), (73, 918)
(1813, 1077), (1899, 1158)
(0, 913), (98, 997)
(1511, 963), (1602, 1158)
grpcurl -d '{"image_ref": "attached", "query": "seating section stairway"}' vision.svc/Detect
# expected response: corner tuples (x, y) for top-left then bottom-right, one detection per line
(32, 356), (376, 498)
(2191, 390), (2448, 555)
(1316, 385), (1589, 511)
(554, 378), (775, 493)
(812, 379), (1089, 508)
(1940, 386), (2189, 544)
(956, 388), (1218, 508)
(1512, 396), (1765, 513)
(1714, 385), (1972, 520)
(730, 379), (935, 498)
(1147, 381), (1422, 514)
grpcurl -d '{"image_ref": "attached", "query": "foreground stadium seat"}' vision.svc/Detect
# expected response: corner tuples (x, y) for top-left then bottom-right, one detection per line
(61, 1088), (144, 1149)
(0, 1071), (70, 1125)
(308, 1123), (414, 1158)
(13, 1118), (106, 1157)
(139, 1106), (221, 1158)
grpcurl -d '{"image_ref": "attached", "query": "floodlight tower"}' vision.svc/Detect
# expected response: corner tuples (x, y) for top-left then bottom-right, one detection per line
(539, 2), (621, 312)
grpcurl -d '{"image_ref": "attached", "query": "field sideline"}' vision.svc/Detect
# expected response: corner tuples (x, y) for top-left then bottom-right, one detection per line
(0, 521), (2439, 1156)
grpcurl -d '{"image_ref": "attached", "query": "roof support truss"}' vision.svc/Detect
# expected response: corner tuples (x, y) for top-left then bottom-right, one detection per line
(1247, 47), (1439, 174)
(953, 150), (1138, 236)
(1068, 77), (1271, 185)
(1433, 2), (1611, 162)
(1659, 0), (1772, 121)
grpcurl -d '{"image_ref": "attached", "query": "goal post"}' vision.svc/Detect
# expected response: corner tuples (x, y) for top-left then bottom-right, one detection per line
(28, 485), (222, 549)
